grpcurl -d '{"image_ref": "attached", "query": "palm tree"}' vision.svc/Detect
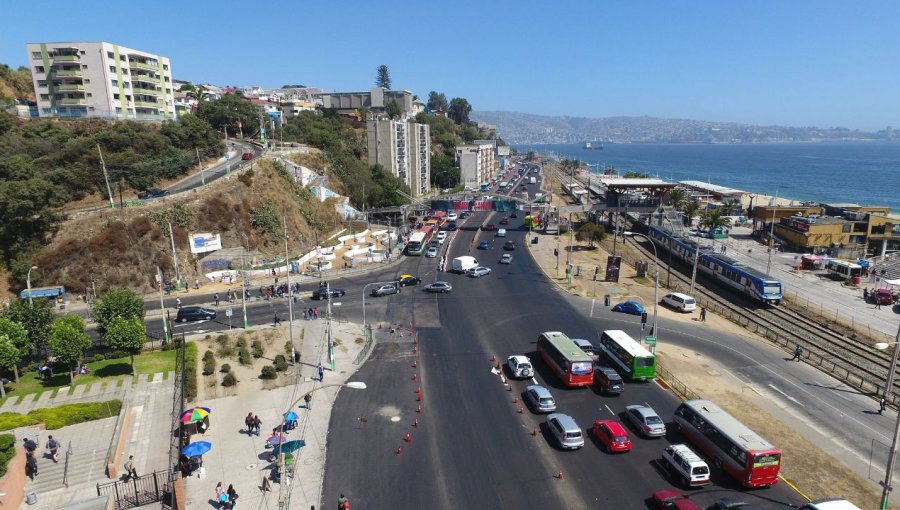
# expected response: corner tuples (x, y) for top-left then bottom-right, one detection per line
(722, 198), (740, 216)
(700, 208), (733, 236)
(682, 201), (701, 227)
(668, 189), (687, 210)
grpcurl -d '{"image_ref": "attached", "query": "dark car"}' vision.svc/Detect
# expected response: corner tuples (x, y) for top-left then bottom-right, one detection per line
(484, 223), (496, 231)
(175, 306), (216, 323)
(499, 217), (509, 225)
(241, 152), (254, 160)
(478, 241), (490, 250)
(311, 287), (345, 300)
(510, 211), (518, 218)
(138, 188), (169, 199)
(594, 365), (624, 395)
(399, 274), (421, 287)
(711, 498), (764, 510)
(504, 240), (516, 251)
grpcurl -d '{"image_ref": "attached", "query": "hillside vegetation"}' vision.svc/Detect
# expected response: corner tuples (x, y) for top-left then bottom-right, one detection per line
(0, 65), (33, 102)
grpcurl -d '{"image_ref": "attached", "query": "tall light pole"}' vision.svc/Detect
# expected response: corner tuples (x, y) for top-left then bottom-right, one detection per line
(283, 218), (296, 363)
(624, 232), (659, 352)
(26, 266), (38, 305)
(876, 322), (900, 510)
(241, 233), (250, 329)
(277, 381), (366, 509)
(766, 191), (778, 276)
(157, 267), (169, 342)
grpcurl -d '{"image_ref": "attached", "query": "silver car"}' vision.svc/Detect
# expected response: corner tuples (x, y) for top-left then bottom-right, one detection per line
(546, 413), (584, 450)
(466, 266), (492, 278)
(624, 404), (667, 438)
(524, 385), (556, 413)
(371, 284), (399, 297)
(499, 253), (513, 264)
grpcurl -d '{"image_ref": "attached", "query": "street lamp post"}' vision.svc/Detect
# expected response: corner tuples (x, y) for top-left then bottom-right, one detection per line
(276, 381), (366, 509)
(362, 280), (401, 334)
(876, 322), (900, 510)
(26, 266), (38, 305)
(624, 232), (659, 353)
(241, 233), (250, 329)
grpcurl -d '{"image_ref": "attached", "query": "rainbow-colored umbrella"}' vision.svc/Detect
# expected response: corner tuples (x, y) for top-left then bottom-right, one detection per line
(180, 407), (211, 423)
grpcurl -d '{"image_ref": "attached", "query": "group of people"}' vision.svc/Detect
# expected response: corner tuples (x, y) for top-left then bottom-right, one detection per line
(303, 307), (320, 320)
(258, 283), (301, 300)
(23, 435), (61, 480)
(215, 481), (239, 508)
(244, 413), (262, 435)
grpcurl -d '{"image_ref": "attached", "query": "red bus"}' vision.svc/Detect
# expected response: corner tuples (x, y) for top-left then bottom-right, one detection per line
(536, 331), (594, 387)
(673, 399), (781, 488)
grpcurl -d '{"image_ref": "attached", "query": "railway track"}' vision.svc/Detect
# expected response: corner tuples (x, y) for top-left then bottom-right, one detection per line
(617, 234), (897, 403)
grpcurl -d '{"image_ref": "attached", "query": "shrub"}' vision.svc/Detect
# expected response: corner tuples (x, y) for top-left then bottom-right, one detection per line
(181, 342), (198, 401)
(202, 350), (215, 362)
(251, 340), (264, 358)
(283, 341), (292, 354)
(236, 338), (248, 350)
(220, 363), (231, 373)
(0, 434), (15, 478)
(274, 355), (288, 372)
(222, 372), (238, 387)
(260, 366), (277, 380)
(238, 348), (252, 366)
(0, 400), (122, 431)
(202, 350), (216, 375)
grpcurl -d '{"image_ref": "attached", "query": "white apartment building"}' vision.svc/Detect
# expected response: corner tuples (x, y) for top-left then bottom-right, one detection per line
(456, 142), (498, 187)
(367, 119), (431, 197)
(26, 41), (175, 120)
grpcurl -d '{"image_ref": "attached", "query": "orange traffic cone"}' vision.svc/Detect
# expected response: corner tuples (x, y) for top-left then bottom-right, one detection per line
(404, 433), (412, 443)
(412, 361), (417, 368)
(416, 405), (422, 414)
(531, 427), (537, 437)
(512, 397), (519, 404)
(413, 418), (418, 427)
(412, 373), (417, 381)
(396, 447), (403, 456)
(555, 470), (564, 480)
(491, 354), (496, 363)
(517, 406), (524, 414)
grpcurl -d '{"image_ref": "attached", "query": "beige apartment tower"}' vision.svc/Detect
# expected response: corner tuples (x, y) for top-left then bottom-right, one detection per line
(367, 119), (431, 197)
(26, 41), (175, 120)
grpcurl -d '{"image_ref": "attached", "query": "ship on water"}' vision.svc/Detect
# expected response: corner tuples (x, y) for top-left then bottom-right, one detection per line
(583, 141), (603, 150)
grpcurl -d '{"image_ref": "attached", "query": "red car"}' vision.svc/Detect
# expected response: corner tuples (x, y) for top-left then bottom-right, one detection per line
(874, 288), (894, 306)
(652, 489), (701, 510)
(484, 223), (496, 231)
(592, 420), (632, 453)
(241, 152), (254, 160)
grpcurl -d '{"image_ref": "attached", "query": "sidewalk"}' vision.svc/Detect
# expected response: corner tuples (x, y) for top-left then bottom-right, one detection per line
(181, 318), (367, 510)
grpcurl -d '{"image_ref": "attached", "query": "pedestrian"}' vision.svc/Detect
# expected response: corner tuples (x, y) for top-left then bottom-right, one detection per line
(216, 482), (227, 506)
(274, 313), (281, 327)
(881, 397), (888, 415)
(313, 307), (319, 319)
(792, 346), (803, 362)
(46, 434), (60, 462)
(23, 437), (37, 456)
(124, 455), (138, 480)
(699, 307), (707, 322)
(304, 393), (312, 410)
(317, 363), (325, 382)
(215, 293), (220, 306)
(303, 309), (308, 320)
(338, 493), (349, 510)
(26, 454), (37, 480)
(876, 299), (882, 310)
(253, 415), (261, 435)
(864, 288), (869, 301)
(227, 484), (238, 508)
(229, 290), (235, 304)
(308, 308), (314, 320)
(261, 473), (273, 492)
(175, 297), (182, 309)
(245, 412), (254, 434)
(194, 278), (200, 289)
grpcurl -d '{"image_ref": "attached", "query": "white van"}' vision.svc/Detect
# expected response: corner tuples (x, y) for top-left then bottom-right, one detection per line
(661, 444), (710, 487)
(497, 229), (507, 237)
(796, 500), (863, 510)
(662, 292), (697, 312)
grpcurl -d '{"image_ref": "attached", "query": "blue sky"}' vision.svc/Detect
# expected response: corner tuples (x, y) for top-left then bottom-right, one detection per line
(4, 0), (898, 130)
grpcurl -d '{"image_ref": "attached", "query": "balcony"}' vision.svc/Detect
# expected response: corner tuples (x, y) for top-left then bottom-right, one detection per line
(55, 83), (85, 92)
(52, 54), (81, 63)
(128, 60), (159, 72)
(52, 69), (83, 78)
(134, 100), (161, 108)
(132, 87), (160, 95)
(58, 98), (87, 106)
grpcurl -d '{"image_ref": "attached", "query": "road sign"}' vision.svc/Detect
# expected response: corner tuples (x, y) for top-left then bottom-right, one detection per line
(644, 336), (657, 346)
(225, 308), (233, 317)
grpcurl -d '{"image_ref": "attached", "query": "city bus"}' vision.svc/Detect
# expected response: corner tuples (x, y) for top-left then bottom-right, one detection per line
(499, 181), (509, 191)
(597, 330), (656, 381)
(825, 259), (863, 281)
(536, 331), (594, 387)
(19, 285), (68, 304)
(480, 182), (490, 192)
(406, 227), (435, 256)
(673, 399), (781, 488)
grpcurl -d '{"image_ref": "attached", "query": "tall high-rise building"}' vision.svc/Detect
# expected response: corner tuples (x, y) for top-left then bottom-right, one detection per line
(456, 142), (498, 187)
(367, 119), (431, 197)
(26, 41), (175, 120)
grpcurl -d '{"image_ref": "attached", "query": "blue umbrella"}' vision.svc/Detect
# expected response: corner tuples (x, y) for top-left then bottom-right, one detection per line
(272, 439), (305, 456)
(182, 441), (212, 457)
(283, 411), (299, 421)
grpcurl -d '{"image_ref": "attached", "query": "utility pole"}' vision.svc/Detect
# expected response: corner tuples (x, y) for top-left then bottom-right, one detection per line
(167, 221), (180, 290)
(283, 218), (295, 363)
(766, 191), (779, 276)
(241, 243), (249, 329)
(327, 282), (335, 371)
(195, 148), (206, 185)
(157, 267), (169, 342)
(689, 236), (701, 295)
(97, 144), (115, 209)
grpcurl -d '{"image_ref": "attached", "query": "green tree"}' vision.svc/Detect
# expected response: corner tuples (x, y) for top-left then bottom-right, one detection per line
(668, 189), (687, 210)
(385, 99), (401, 120)
(375, 65), (392, 89)
(104, 316), (145, 373)
(92, 288), (145, 335)
(48, 315), (91, 385)
(700, 208), (733, 235)
(0, 337), (19, 397)
(426, 91), (448, 112)
(196, 93), (261, 137)
(622, 171), (650, 178)
(448, 98), (472, 125)
(2, 299), (52, 358)
(682, 201), (701, 227)
(0, 318), (28, 383)
(576, 223), (606, 247)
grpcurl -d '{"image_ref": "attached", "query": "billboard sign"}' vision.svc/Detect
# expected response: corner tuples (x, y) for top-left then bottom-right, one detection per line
(605, 256), (622, 282)
(189, 233), (223, 254)
(497, 146), (511, 156)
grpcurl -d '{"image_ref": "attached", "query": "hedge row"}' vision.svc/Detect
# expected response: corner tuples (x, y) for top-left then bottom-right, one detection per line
(0, 434), (15, 478)
(0, 400), (123, 431)
(181, 342), (198, 401)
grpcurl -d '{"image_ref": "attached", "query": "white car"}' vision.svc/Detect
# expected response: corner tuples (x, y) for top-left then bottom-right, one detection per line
(466, 266), (492, 278)
(436, 231), (447, 244)
(425, 246), (438, 258)
(507, 355), (534, 378)
(499, 253), (513, 264)
(447, 212), (458, 221)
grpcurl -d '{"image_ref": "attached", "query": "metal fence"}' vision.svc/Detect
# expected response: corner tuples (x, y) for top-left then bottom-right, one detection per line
(96, 470), (171, 510)
(354, 324), (376, 365)
(783, 288), (895, 344)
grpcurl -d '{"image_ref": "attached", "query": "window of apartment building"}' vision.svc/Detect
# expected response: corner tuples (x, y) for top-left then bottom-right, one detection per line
(111, 79), (118, 87)
(84, 78), (90, 84)
(39, 94), (49, 101)
(107, 51), (114, 58)
(120, 55), (126, 61)
(86, 93), (92, 98)
(116, 107), (122, 113)
(81, 64), (88, 69)
(34, 66), (44, 73)
(113, 93), (120, 100)
(109, 65), (116, 72)
(32, 52), (42, 59)
(37, 80), (47, 87)
(80, 50), (85, 55)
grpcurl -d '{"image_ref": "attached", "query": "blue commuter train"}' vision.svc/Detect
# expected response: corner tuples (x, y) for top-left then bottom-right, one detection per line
(646, 225), (784, 304)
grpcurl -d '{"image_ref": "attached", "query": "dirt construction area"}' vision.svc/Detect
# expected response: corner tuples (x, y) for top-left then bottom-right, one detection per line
(530, 165), (889, 508)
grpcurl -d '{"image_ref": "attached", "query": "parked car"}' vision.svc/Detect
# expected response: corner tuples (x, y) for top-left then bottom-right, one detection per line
(507, 355), (534, 378)
(423, 281), (452, 293)
(651, 489), (701, 510)
(425, 246), (439, 258)
(503, 240), (516, 251)
(662, 292), (697, 312)
(311, 287), (345, 300)
(613, 300), (646, 315)
(499, 253), (513, 264)
(138, 188), (169, 199)
(477, 241), (490, 250)
(466, 266), (492, 278)
(592, 419), (632, 453)
(875, 288), (894, 306)
(176, 306), (216, 323)
(594, 365), (624, 395)
(241, 152), (254, 160)
(524, 385), (556, 413)
(624, 404), (666, 438)
(546, 413), (585, 450)
(398, 274), (421, 287)
(371, 284), (399, 297)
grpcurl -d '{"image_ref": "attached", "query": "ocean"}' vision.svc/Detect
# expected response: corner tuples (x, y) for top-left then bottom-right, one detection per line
(514, 142), (900, 213)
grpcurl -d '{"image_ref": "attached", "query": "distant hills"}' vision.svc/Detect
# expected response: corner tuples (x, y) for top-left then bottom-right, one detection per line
(471, 110), (898, 145)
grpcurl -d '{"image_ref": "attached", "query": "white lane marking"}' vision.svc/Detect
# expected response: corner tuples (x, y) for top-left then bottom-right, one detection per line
(767, 384), (805, 407)
(605, 404), (615, 415)
(531, 376), (538, 384)
(590, 298), (595, 317)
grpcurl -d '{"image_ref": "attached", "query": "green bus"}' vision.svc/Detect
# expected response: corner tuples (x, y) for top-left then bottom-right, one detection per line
(597, 330), (655, 381)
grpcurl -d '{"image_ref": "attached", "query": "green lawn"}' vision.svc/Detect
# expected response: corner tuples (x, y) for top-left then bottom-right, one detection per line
(1, 349), (177, 405)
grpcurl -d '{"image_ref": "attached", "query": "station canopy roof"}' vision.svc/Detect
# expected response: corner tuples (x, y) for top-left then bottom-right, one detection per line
(679, 180), (746, 197)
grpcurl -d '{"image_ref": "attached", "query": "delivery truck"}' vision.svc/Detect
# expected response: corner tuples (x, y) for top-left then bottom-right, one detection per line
(451, 256), (478, 273)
